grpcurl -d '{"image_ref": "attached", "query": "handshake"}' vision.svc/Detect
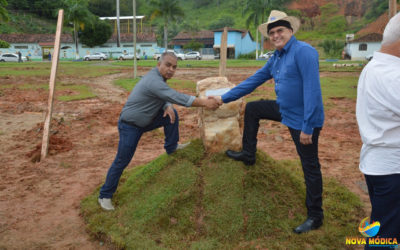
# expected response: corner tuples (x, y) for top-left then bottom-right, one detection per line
(202, 96), (224, 110)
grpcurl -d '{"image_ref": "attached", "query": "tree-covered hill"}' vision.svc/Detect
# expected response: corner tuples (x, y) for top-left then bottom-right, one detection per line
(1, 0), (396, 42)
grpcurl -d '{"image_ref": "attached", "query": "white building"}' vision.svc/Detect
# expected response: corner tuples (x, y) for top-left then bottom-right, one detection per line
(345, 33), (382, 60)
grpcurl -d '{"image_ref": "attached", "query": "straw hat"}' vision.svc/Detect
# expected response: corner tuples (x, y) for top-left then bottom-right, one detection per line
(258, 10), (300, 37)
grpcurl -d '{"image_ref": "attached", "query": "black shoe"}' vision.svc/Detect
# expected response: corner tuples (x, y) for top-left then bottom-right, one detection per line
(293, 217), (323, 234)
(225, 150), (255, 165)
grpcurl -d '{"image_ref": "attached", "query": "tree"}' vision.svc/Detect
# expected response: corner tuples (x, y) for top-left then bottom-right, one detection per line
(243, 0), (270, 57)
(183, 40), (204, 51)
(150, 0), (184, 51)
(63, 0), (93, 59)
(0, 0), (9, 23)
(208, 15), (235, 30)
(80, 18), (112, 47)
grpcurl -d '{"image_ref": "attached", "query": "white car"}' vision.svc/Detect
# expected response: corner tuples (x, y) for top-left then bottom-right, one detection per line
(259, 51), (274, 60)
(118, 53), (140, 60)
(0, 53), (28, 62)
(185, 51), (201, 60)
(154, 50), (185, 60)
(84, 52), (108, 61)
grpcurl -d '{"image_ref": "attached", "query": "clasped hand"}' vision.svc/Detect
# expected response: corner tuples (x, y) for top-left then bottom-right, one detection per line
(204, 96), (223, 110)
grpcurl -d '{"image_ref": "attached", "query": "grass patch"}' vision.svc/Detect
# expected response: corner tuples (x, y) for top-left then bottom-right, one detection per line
(321, 76), (358, 101)
(113, 77), (141, 91)
(82, 139), (364, 249)
(0, 61), (122, 77)
(57, 83), (97, 101)
(168, 79), (196, 92)
(112, 59), (268, 68)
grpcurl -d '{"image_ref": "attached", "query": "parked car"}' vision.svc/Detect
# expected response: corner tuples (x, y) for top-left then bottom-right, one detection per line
(83, 52), (108, 61)
(259, 51), (274, 60)
(0, 53), (28, 62)
(153, 50), (185, 60)
(118, 53), (140, 61)
(185, 51), (201, 60)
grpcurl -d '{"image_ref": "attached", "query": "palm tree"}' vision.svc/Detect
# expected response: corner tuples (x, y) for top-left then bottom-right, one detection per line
(0, 0), (9, 23)
(63, 0), (93, 59)
(151, 0), (184, 51)
(244, 0), (272, 57)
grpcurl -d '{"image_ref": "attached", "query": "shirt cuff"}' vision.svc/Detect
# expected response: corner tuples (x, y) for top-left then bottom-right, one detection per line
(163, 102), (172, 110)
(302, 124), (313, 135)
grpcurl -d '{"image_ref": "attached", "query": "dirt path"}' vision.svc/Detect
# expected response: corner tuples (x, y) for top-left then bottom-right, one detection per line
(0, 68), (367, 249)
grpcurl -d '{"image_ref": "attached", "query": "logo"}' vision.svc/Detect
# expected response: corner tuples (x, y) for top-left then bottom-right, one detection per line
(270, 17), (276, 21)
(359, 217), (380, 237)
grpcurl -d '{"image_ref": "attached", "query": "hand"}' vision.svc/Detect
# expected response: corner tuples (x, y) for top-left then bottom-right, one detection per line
(300, 132), (312, 145)
(204, 97), (220, 110)
(208, 96), (223, 105)
(163, 105), (175, 123)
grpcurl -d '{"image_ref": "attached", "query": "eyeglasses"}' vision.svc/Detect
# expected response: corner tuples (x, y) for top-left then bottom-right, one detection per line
(268, 27), (288, 37)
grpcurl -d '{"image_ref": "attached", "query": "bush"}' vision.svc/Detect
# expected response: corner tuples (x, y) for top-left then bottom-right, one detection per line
(238, 51), (256, 60)
(183, 40), (204, 51)
(0, 39), (10, 48)
(318, 39), (345, 58)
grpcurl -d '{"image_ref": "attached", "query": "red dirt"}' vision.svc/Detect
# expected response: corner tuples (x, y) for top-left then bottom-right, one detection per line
(0, 66), (368, 249)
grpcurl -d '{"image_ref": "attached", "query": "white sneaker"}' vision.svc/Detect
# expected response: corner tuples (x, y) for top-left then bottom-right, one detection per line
(177, 142), (191, 150)
(98, 198), (115, 211)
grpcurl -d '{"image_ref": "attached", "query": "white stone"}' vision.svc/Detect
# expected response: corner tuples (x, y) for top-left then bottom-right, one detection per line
(197, 77), (243, 153)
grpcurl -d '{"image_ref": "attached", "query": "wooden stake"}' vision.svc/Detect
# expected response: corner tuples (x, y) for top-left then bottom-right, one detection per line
(41, 9), (64, 161)
(219, 27), (228, 77)
(389, 0), (397, 19)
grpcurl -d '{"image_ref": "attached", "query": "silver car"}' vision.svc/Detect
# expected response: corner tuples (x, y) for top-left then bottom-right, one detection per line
(0, 53), (28, 62)
(185, 51), (201, 60)
(83, 52), (108, 61)
(118, 53), (140, 61)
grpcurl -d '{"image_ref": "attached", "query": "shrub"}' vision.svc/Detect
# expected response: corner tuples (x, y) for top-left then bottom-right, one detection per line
(238, 51), (256, 60)
(318, 39), (345, 58)
(0, 39), (10, 48)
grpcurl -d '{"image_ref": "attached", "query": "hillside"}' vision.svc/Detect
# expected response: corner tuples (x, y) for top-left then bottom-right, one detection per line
(1, 0), (392, 41)
(81, 139), (363, 249)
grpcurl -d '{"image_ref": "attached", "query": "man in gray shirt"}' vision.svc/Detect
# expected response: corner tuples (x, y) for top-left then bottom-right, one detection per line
(98, 52), (220, 210)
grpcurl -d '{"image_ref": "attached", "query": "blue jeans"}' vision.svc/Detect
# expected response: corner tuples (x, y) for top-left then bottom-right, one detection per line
(243, 100), (323, 219)
(99, 109), (179, 199)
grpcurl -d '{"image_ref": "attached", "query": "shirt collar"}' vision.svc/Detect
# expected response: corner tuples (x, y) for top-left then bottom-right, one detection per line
(373, 51), (400, 64)
(276, 36), (297, 56)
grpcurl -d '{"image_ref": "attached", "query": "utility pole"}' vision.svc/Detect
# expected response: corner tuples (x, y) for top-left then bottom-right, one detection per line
(133, 0), (137, 79)
(116, 0), (121, 47)
(389, 0), (397, 19)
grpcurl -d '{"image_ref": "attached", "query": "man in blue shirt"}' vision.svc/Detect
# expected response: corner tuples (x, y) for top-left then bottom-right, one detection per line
(214, 10), (324, 234)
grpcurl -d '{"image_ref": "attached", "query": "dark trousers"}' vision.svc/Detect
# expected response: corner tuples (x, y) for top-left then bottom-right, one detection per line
(243, 100), (323, 219)
(364, 174), (400, 249)
(99, 109), (179, 199)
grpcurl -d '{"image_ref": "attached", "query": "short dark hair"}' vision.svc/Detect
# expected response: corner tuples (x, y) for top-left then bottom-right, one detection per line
(160, 52), (177, 61)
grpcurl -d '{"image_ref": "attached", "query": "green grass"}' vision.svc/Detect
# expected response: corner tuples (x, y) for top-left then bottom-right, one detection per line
(82, 140), (364, 249)
(0, 61), (122, 77)
(112, 59), (268, 68)
(57, 83), (97, 101)
(0, 81), (96, 101)
(113, 77), (141, 91)
(321, 76), (358, 100)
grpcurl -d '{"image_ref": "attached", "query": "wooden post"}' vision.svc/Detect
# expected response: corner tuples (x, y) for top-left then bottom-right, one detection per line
(219, 27), (228, 77)
(133, 0), (137, 79)
(41, 9), (64, 161)
(389, 0), (397, 19)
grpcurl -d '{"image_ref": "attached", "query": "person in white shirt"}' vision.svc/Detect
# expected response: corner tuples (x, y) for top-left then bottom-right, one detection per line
(356, 12), (400, 248)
